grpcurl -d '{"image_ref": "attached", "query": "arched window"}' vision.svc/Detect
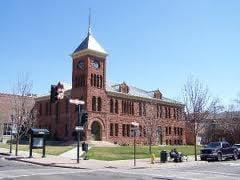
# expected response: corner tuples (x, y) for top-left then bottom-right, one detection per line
(110, 99), (114, 113)
(115, 100), (118, 114)
(139, 102), (142, 116)
(92, 96), (97, 111)
(131, 102), (134, 115)
(91, 74), (94, 86)
(100, 76), (103, 88)
(94, 74), (97, 87)
(97, 75), (100, 88)
(97, 97), (102, 111)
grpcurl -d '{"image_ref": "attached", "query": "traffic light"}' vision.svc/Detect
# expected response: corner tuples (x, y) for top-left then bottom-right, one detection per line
(50, 85), (58, 103)
(81, 112), (88, 126)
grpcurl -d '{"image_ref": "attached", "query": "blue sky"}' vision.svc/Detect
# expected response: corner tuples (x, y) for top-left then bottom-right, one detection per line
(0, 0), (240, 105)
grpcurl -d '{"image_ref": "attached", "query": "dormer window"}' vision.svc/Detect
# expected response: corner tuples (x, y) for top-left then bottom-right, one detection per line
(154, 90), (162, 99)
(119, 82), (129, 94)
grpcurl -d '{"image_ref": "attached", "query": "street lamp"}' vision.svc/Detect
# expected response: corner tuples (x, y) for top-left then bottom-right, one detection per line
(131, 122), (139, 166)
(69, 99), (85, 163)
(9, 115), (14, 154)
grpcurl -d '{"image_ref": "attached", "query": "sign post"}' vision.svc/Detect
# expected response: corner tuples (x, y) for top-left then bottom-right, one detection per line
(69, 99), (85, 163)
(131, 122), (139, 166)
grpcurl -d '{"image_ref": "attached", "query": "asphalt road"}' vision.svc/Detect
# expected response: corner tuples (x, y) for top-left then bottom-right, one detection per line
(0, 157), (240, 180)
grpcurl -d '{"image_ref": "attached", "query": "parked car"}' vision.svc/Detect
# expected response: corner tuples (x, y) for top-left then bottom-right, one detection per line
(200, 141), (238, 161)
(232, 144), (240, 158)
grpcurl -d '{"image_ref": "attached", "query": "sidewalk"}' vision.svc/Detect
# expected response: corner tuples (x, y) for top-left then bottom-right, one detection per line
(0, 147), (207, 170)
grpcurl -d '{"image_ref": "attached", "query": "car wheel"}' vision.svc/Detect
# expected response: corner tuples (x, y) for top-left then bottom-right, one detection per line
(233, 152), (238, 160)
(217, 153), (222, 161)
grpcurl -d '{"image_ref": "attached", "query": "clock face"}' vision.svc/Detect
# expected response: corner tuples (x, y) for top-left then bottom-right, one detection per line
(91, 59), (100, 69)
(77, 60), (84, 69)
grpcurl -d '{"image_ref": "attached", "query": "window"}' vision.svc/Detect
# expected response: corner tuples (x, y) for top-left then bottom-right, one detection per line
(138, 102), (146, 116)
(110, 123), (114, 136)
(97, 97), (102, 111)
(100, 76), (103, 88)
(169, 127), (171, 135)
(165, 107), (167, 118)
(110, 99), (114, 113)
(39, 103), (42, 116)
(122, 124), (126, 137)
(126, 124), (130, 137)
(165, 127), (168, 135)
(139, 126), (142, 137)
(94, 74), (97, 87)
(180, 128), (183, 135)
(115, 100), (118, 114)
(122, 100), (134, 115)
(173, 108), (176, 119)
(115, 124), (119, 136)
(139, 102), (142, 116)
(174, 127), (176, 135)
(166, 139), (169, 145)
(92, 96), (97, 111)
(97, 75), (100, 87)
(3, 123), (12, 135)
(143, 103), (146, 116)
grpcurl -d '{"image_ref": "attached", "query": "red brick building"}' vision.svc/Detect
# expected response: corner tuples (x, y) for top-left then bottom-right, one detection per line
(36, 26), (186, 145)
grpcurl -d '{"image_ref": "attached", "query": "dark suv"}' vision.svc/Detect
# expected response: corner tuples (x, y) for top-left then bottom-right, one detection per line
(200, 141), (238, 161)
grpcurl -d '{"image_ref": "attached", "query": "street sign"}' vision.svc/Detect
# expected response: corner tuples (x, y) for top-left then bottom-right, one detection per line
(75, 126), (84, 131)
(131, 122), (139, 127)
(69, 99), (85, 105)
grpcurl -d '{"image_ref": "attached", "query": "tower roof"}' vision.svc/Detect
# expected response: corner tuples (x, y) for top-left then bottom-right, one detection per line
(72, 11), (107, 57)
(73, 33), (107, 56)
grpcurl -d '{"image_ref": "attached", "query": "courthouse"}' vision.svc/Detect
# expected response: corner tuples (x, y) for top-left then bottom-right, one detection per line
(36, 23), (186, 145)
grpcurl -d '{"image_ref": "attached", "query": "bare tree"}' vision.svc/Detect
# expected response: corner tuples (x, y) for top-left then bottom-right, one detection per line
(183, 77), (215, 161)
(141, 104), (158, 155)
(11, 74), (37, 156)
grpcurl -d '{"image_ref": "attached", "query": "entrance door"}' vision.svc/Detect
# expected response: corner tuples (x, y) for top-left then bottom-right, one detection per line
(91, 121), (101, 141)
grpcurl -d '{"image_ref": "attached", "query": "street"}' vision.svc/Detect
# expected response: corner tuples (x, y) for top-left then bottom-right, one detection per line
(0, 157), (240, 180)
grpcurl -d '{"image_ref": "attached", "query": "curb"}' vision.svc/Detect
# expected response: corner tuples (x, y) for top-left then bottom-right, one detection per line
(4, 156), (91, 170)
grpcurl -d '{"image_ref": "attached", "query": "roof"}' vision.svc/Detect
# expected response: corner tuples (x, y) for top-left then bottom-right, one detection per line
(106, 82), (183, 105)
(29, 128), (49, 135)
(36, 82), (183, 106)
(73, 33), (107, 55)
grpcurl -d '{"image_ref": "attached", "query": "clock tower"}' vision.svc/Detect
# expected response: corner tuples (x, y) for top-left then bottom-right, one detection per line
(71, 18), (108, 140)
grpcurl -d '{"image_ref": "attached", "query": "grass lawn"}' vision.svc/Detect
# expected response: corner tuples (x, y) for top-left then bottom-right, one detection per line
(87, 145), (201, 161)
(0, 143), (75, 156)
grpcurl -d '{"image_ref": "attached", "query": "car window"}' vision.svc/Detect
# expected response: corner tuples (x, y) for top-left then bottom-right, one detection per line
(207, 142), (221, 148)
(222, 143), (230, 148)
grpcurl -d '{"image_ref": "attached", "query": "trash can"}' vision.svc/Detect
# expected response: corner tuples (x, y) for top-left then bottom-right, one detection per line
(160, 150), (168, 163)
(82, 142), (88, 152)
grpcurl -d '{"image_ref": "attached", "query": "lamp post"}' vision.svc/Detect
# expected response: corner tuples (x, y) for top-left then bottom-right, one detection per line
(9, 115), (14, 154)
(131, 122), (139, 166)
(69, 99), (85, 163)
